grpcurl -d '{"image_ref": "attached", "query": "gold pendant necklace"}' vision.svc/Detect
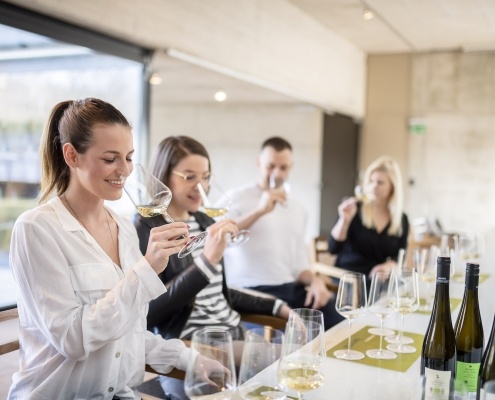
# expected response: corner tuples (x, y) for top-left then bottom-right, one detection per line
(62, 195), (119, 265)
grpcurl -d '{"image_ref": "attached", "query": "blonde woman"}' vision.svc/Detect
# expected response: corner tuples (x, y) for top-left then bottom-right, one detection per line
(328, 156), (409, 279)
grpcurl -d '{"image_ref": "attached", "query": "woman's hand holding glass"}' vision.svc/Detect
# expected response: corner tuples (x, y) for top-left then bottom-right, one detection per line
(197, 180), (250, 247)
(184, 328), (236, 400)
(201, 219), (241, 266)
(124, 163), (207, 258)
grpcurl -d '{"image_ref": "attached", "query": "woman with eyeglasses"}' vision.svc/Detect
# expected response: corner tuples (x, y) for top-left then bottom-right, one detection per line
(133, 136), (290, 397)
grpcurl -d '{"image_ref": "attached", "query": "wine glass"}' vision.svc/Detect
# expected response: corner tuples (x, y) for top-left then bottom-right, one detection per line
(289, 308), (324, 331)
(482, 380), (495, 400)
(334, 272), (367, 360)
(196, 180), (250, 246)
(277, 320), (325, 400)
(366, 272), (397, 360)
(418, 247), (435, 311)
(184, 328), (236, 399)
(386, 268), (420, 354)
(238, 327), (285, 400)
(354, 185), (371, 203)
(124, 163), (207, 258)
(269, 173), (291, 207)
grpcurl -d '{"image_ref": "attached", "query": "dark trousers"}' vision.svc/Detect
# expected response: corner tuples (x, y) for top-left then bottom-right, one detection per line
(249, 281), (344, 331)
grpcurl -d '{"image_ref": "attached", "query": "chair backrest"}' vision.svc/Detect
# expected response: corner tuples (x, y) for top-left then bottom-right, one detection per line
(0, 308), (19, 356)
(312, 235), (336, 266)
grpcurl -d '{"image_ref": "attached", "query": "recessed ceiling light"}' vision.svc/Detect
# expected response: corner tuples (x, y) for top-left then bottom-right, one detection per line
(149, 72), (162, 85)
(214, 90), (227, 102)
(363, 8), (374, 20)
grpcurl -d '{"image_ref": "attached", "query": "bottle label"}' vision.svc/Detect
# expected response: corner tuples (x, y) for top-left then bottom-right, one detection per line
(481, 388), (495, 400)
(424, 368), (452, 400)
(455, 361), (480, 399)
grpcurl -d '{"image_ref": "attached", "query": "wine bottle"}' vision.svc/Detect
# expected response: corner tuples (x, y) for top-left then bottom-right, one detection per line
(480, 313), (495, 399)
(454, 263), (484, 400)
(421, 256), (457, 400)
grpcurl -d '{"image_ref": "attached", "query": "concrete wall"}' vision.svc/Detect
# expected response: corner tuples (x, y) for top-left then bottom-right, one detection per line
(149, 101), (323, 241)
(365, 52), (495, 235)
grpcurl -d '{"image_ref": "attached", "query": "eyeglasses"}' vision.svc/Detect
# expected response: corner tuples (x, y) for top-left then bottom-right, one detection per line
(172, 170), (211, 184)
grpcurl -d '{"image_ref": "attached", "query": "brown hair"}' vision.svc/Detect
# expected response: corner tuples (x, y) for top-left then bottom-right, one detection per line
(149, 136), (211, 187)
(261, 136), (292, 152)
(39, 98), (130, 203)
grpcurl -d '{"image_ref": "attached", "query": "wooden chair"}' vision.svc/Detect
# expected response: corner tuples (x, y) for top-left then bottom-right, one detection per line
(311, 235), (349, 290)
(0, 308), (19, 357)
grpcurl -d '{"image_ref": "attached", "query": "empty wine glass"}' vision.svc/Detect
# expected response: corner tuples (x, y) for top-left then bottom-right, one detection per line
(184, 328), (236, 399)
(334, 272), (367, 360)
(482, 380), (495, 400)
(269, 173), (290, 207)
(278, 320), (325, 400)
(366, 272), (397, 360)
(386, 268), (420, 354)
(196, 180), (250, 246)
(124, 163), (207, 258)
(238, 327), (285, 400)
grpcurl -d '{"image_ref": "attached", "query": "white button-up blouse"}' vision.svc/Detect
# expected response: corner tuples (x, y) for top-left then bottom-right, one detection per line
(8, 197), (191, 400)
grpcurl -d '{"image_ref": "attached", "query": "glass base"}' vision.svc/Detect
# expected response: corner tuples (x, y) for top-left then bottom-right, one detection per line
(384, 334), (414, 345)
(177, 231), (208, 258)
(259, 390), (287, 399)
(228, 229), (250, 247)
(366, 348), (397, 360)
(334, 349), (365, 360)
(386, 343), (416, 354)
(368, 327), (395, 336)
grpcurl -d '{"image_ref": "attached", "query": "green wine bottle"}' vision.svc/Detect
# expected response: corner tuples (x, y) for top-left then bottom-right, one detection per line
(480, 313), (495, 399)
(421, 256), (457, 400)
(454, 263), (483, 399)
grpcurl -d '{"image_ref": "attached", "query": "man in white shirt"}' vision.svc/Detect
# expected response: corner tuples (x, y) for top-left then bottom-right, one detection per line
(223, 137), (342, 330)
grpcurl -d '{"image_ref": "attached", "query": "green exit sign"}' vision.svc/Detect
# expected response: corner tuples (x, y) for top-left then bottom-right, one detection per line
(408, 118), (427, 135)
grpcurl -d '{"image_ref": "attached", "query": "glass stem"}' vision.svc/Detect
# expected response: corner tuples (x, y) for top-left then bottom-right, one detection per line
(398, 314), (404, 349)
(378, 318), (384, 352)
(347, 319), (353, 353)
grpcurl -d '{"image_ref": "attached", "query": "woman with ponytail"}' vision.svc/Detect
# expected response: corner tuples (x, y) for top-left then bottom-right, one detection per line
(8, 98), (223, 400)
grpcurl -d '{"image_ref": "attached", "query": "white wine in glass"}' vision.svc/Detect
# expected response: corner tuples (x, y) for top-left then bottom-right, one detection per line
(124, 163), (208, 258)
(386, 268), (420, 354)
(334, 272), (367, 361)
(278, 320), (325, 400)
(196, 181), (250, 247)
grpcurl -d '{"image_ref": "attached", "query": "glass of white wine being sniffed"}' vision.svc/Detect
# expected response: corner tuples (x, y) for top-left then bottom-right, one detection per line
(124, 163), (207, 258)
(196, 180), (250, 247)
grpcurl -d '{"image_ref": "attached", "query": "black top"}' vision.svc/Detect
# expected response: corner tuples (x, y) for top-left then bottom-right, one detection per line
(328, 206), (409, 276)
(133, 211), (276, 339)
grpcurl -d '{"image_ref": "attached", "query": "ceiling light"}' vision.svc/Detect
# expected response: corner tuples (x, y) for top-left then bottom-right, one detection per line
(214, 90), (227, 102)
(149, 72), (162, 85)
(363, 8), (374, 20)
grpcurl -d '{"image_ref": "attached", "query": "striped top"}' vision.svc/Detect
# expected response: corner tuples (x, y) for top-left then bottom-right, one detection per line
(180, 216), (240, 339)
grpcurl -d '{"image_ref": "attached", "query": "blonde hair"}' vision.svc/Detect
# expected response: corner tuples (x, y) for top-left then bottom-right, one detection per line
(361, 156), (404, 236)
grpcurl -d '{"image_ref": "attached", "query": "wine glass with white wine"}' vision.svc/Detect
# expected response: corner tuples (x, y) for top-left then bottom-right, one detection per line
(386, 268), (420, 354)
(418, 247), (436, 311)
(124, 163), (207, 258)
(277, 320), (325, 400)
(196, 180), (250, 247)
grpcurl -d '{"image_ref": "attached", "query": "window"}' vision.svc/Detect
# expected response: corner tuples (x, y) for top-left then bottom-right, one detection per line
(0, 6), (150, 309)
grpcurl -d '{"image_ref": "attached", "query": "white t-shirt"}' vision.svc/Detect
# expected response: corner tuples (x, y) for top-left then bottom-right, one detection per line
(223, 184), (310, 288)
(8, 197), (191, 400)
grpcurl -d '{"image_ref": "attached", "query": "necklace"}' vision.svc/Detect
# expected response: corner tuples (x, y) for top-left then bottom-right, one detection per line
(62, 195), (119, 265)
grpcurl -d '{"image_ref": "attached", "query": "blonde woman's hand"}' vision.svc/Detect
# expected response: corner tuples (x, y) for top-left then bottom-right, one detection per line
(202, 219), (238, 266)
(144, 222), (189, 274)
(337, 197), (358, 223)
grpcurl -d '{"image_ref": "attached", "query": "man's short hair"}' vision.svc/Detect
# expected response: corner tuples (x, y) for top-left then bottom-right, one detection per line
(261, 137), (292, 152)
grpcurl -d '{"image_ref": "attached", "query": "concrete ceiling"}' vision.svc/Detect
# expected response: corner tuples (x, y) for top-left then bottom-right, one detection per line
(289, 0), (495, 54)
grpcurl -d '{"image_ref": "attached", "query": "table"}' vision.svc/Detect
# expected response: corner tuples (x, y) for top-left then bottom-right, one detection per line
(237, 260), (495, 400)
